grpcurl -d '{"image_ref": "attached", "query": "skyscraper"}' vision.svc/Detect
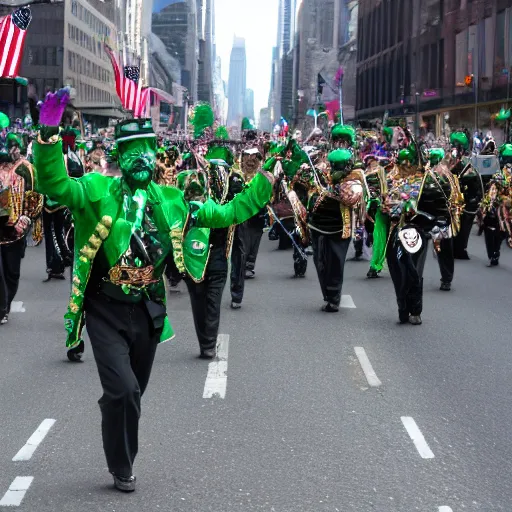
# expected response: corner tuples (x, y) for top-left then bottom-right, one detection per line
(244, 88), (255, 120)
(227, 36), (246, 127)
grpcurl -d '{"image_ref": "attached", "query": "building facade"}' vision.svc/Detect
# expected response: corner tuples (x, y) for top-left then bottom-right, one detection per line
(356, 0), (512, 140)
(227, 37), (247, 127)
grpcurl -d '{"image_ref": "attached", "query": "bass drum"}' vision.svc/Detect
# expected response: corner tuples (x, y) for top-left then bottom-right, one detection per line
(397, 225), (423, 254)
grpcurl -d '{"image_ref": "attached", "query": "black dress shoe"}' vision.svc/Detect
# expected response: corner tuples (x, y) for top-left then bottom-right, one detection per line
(112, 473), (136, 492)
(200, 348), (216, 359)
(440, 282), (451, 291)
(367, 268), (380, 279)
(321, 303), (339, 313)
(487, 258), (499, 267)
(67, 340), (84, 362)
(454, 252), (470, 260)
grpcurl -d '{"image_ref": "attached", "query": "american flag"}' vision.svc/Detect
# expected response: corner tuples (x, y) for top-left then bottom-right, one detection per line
(0, 7), (31, 79)
(105, 44), (150, 118)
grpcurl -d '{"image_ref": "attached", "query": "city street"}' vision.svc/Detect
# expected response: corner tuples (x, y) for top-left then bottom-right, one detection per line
(0, 231), (511, 512)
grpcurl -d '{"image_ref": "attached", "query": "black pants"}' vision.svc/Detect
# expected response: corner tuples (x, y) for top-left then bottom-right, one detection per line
(437, 237), (454, 284)
(293, 231), (308, 277)
(483, 216), (505, 261)
(387, 230), (428, 321)
(185, 245), (228, 350)
(0, 237), (25, 318)
(453, 211), (476, 258)
(311, 231), (351, 307)
(164, 252), (183, 287)
(230, 225), (247, 304)
(85, 293), (159, 478)
(43, 209), (71, 274)
(245, 224), (263, 272)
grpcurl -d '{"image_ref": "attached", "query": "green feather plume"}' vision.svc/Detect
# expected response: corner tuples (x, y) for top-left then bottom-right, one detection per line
(191, 103), (214, 139)
(215, 125), (229, 140)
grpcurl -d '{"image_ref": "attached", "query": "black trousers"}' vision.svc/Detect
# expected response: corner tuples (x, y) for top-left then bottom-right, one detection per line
(292, 231), (308, 276)
(43, 209), (71, 274)
(185, 245), (228, 350)
(483, 217), (505, 261)
(311, 231), (351, 307)
(387, 230), (428, 321)
(245, 224), (264, 271)
(164, 252), (183, 287)
(85, 293), (159, 478)
(453, 211), (476, 258)
(230, 225), (247, 304)
(0, 237), (25, 318)
(437, 238), (454, 284)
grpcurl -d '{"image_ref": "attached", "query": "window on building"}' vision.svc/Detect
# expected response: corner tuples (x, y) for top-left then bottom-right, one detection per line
(455, 29), (468, 87)
(495, 10), (506, 83)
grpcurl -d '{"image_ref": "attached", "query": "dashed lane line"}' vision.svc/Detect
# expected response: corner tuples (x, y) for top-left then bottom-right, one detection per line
(203, 334), (229, 399)
(10, 302), (25, 313)
(354, 347), (382, 387)
(340, 295), (356, 308)
(439, 507), (453, 512)
(401, 417), (435, 459)
(0, 477), (34, 507)
(12, 419), (56, 462)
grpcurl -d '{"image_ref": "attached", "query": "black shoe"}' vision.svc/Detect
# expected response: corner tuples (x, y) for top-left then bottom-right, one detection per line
(67, 340), (84, 362)
(200, 348), (216, 359)
(349, 255), (363, 262)
(112, 473), (136, 493)
(321, 303), (339, 313)
(44, 272), (66, 282)
(245, 270), (255, 279)
(231, 302), (242, 310)
(409, 315), (422, 325)
(293, 273), (306, 278)
(367, 268), (380, 279)
(440, 282), (451, 291)
(488, 258), (499, 267)
(454, 252), (470, 260)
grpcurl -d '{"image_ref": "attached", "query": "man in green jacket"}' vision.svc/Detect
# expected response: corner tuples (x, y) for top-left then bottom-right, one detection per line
(33, 90), (273, 492)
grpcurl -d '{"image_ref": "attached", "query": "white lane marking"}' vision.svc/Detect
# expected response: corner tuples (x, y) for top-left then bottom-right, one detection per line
(354, 347), (382, 387)
(12, 419), (56, 462)
(340, 295), (356, 308)
(0, 477), (34, 507)
(401, 417), (435, 459)
(439, 507), (453, 512)
(10, 302), (25, 313)
(203, 334), (229, 399)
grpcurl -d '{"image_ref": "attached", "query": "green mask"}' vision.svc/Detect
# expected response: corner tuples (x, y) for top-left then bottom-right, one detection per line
(117, 138), (157, 190)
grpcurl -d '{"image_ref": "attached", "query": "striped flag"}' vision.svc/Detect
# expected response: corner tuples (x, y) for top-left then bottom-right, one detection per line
(0, 7), (31, 78)
(104, 44), (150, 118)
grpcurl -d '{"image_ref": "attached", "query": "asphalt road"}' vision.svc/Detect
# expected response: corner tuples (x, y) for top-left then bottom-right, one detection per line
(0, 228), (511, 511)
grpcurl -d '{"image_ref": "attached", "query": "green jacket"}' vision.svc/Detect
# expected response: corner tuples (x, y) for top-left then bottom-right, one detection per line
(33, 139), (272, 348)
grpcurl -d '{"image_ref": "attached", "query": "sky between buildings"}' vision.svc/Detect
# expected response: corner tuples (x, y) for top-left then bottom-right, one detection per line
(215, 0), (278, 121)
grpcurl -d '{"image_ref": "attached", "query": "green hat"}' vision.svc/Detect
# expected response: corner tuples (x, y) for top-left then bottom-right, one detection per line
(428, 148), (445, 165)
(241, 117), (255, 131)
(449, 132), (469, 150)
(397, 148), (415, 164)
(331, 125), (356, 146)
(328, 148), (353, 169)
(0, 112), (10, 130)
(496, 109), (511, 123)
(498, 143), (512, 158)
(266, 141), (285, 156)
(382, 127), (393, 144)
(115, 119), (156, 144)
(205, 146), (234, 167)
(6, 133), (23, 149)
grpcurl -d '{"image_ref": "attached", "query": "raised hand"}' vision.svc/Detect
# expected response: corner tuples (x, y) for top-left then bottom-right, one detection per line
(38, 87), (71, 127)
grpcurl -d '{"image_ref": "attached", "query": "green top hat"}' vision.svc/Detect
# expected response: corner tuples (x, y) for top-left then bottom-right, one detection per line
(115, 119), (156, 144)
(205, 146), (234, 167)
(428, 148), (445, 165)
(498, 143), (512, 158)
(331, 125), (356, 146)
(328, 148), (353, 169)
(449, 132), (469, 150)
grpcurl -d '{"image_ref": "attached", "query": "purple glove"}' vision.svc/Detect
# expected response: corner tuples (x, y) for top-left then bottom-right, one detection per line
(38, 87), (71, 127)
